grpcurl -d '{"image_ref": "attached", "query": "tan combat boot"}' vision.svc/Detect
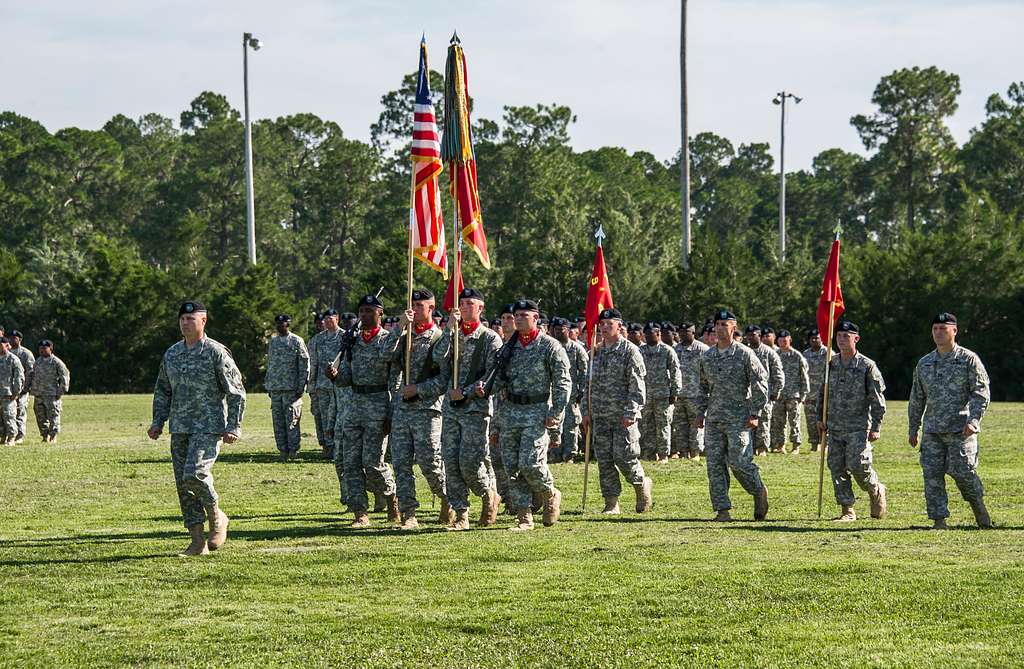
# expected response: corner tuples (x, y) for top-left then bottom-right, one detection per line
(439, 496), (453, 526)
(205, 505), (229, 551)
(753, 484), (769, 521)
(634, 477), (653, 513)
(400, 511), (419, 531)
(835, 505), (857, 522)
(542, 488), (562, 527)
(509, 509), (535, 532)
(932, 518), (948, 530)
(869, 484), (888, 519)
(479, 489), (499, 527)
(386, 494), (400, 523)
(350, 512), (370, 528)
(970, 499), (993, 528)
(179, 524), (209, 557)
(712, 509), (732, 522)
(447, 509), (470, 531)
(601, 496), (621, 514)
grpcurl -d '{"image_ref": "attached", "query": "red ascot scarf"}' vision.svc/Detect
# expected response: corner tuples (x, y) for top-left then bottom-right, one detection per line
(518, 328), (541, 347)
(414, 321), (434, 335)
(461, 320), (481, 336)
(361, 326), (381, 343)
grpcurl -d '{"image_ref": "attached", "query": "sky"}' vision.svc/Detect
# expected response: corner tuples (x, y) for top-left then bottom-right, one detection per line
(2, 0), (1022, 171)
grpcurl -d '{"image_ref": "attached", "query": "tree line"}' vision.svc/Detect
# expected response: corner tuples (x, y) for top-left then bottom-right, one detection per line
(0, 66), (1021, 399)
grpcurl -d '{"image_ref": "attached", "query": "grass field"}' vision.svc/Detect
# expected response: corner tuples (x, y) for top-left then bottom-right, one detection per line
(0, 395), (1021, 668)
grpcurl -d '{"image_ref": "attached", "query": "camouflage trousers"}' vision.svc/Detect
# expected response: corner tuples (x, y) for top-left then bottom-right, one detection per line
(0, 398), (15, 441)
(804, 398), (823, 447)
(753, 401), (774, 452)
(269, 391), (303, 453)
(553, 404), (581, 462)
(592, 416), (646, 498)
(920, 432), (985, 520)
(15, 394), (29, 440)
(827, 430), (882, 507)
(310, 389), (323, 444)
(442, 411), (494, 511)
(640, 398), (674, 459)
(771, 399), (803, 449)
(33, 397), (62, 438)
(339, 413), (395, 513)
(672, 397), (704, 455)
(488, 417), (510, 502)
(390, 408), (446, 513)
(313, 388), (336, 447)
(170, 433), (220, 528)
(332, 387), (352, 455)
(499, 406), (557, 512)
(704, 419), (765, 511)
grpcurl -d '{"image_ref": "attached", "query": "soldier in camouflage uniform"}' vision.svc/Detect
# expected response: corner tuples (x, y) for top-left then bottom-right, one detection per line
(695, 310), (770, 522)
(493, 299), (572, 531)
(815, 321), (888, 522)
(908, 312), (992, 529)
(548, 317), (588, 464)
(673, 323), (709, 459)
(436, 288), (503, 530)
(0, 337), (25, 445)
(701, 323), (717, 347)
(383, 289), (450, 529)
(771, 329), (809, 454)
(639, 322), (681, 462)
(265, 314), (310, 460)
(762, 326), (777, 350)
(745, 325), (784, 456)
(307, 313), (326, 454)
(8, 331), (34, 444)
(310, 309), (344, 459)
(626, 323), (644, 347)
(326, 294), (400, 528)
(29, 339), (69, 443)
(802, 328), (831, 452)
(487, 304), (518, 512)
(582, 308), (653, 514)
(148, 301), (246, 557)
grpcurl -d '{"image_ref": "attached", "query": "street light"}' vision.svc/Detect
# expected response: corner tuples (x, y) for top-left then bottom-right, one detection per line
(773, 91), (801, 263)
(243, 32), (262, 265)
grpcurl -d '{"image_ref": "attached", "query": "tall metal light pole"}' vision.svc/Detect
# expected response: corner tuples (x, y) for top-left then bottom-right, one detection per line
(772, 91), (801, 263)
(243, 32), (263, 265)
(680, 0), (691, 269)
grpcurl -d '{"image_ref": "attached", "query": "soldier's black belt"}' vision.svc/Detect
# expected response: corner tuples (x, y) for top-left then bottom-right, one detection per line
(352, 384), (387, 394)
(508, 392), (549, 405)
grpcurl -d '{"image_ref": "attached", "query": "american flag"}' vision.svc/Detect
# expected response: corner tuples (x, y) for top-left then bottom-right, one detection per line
(410, 37), (448, 278)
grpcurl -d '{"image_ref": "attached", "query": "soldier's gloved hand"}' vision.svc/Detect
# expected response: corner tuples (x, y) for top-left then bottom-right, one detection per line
(147, 426), (162, 440)
(222, 432), (239, 444)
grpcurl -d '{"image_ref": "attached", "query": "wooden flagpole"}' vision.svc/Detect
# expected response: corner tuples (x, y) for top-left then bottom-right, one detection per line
(581, 327), (595, 513)
(816, 296), (836, 518)
(405, 169), (415, 383)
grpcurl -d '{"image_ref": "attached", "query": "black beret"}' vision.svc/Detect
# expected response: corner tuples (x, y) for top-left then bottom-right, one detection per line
(0, 336), (8, 344)
(599, 308), (622, 321)
(713, 309), (736, 322)
(179, 300), (207, 316)
(702, 324), (715, 334)
(761, 326), (775, 335)
(744, 324), (761, 334)
(274, 314), (291, 323)
(340, 312), (357, 320)
(410, 289), (434, 302)
(778, 329), (791, 338)
(490, 319), (502, 327)
(628, 323), (644, 333)
(643, 321), (661, 332)
(9, 330), (23, 339)
(500, 303), (515, 316)
(680, 322), (695, 331)
(512, 299), (540, 313)
(661, 321), (676, 332)
(539, 312), (549, 322)
(550, 316), (569, 327)
(568, 320), (580, 329)
(933, 312), (957, 325)
(358, 294), (384, 310)
(38, 339), (53, 348)
(836, 320), (859, 333)
(459, 287), (485, 301)
(322, 308), (339, 317)
(313, 312), (323, 321)
(807, 327), (820, 337)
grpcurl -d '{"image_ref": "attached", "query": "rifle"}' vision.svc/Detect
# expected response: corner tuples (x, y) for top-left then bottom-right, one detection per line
(476, 334), (517, 400)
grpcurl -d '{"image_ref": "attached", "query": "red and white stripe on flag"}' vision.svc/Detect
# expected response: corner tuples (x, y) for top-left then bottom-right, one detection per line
(410, 100), (448, 277)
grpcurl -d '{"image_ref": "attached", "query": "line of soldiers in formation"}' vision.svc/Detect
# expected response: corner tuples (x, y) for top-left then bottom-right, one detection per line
(0, 326), (71, 445)
(149, 294), (992, 557)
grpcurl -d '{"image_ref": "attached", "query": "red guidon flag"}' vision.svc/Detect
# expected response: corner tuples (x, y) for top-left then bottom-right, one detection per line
(816, 236), (845, 339)
(584, 230), (613, 347)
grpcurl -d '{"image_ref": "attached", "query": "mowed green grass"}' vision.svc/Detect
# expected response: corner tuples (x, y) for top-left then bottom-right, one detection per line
(0, 395), (1021, 669)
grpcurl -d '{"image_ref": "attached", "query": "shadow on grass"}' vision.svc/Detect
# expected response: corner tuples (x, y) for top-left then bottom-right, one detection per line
(122, 451), (334, 466)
